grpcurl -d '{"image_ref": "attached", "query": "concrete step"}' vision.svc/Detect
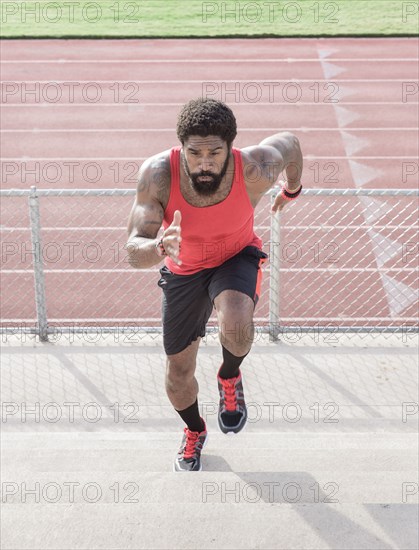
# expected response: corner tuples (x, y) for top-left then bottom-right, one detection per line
(2, 502), (418, 550)
(2, 433), (417, 502)
(4, 431), (417, 449)
(2, 432), (418, 549)
(3, 433), (417, 473)
(2, 470), (418, 504)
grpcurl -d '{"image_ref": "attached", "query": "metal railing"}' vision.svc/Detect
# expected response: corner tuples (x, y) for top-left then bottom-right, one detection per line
(1, 187), (418, 341)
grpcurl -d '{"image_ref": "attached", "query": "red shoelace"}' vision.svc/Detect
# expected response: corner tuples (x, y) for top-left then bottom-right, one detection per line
(183, 428), (201, 459)
(219, 376), (239, 412)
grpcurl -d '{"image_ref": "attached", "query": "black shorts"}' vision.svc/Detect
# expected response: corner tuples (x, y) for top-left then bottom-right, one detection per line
(157, 245), (268, 356)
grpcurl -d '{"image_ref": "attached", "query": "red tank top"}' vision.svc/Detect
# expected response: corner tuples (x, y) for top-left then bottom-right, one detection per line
(163, 146), (262, 275)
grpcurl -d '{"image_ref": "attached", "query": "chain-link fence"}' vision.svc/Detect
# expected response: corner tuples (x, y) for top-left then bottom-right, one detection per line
(1, 187), (418, 341)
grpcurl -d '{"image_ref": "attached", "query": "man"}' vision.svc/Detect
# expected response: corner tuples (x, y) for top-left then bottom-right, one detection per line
(127, 98), (303, 471)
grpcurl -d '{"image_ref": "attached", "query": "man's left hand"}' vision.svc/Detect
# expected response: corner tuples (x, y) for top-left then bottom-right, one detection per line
(271, 181), (302, 214)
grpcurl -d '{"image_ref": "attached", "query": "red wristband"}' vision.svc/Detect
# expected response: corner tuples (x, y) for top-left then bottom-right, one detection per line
(280, 182), (302, 201)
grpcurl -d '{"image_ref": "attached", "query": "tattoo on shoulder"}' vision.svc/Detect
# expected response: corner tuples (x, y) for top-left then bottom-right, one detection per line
(151, 156), (170, 196)
(137, 155), (170, 208)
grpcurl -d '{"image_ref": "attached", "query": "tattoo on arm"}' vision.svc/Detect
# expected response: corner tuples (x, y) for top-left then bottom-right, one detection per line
(259, 150), (280, 186)
(130, 154), (169, 239)
(151, 158), (170, 200)
(137, 157), (170, 195)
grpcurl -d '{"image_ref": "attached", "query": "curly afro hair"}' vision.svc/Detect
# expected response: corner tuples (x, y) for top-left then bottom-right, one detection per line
(176, 98), (237, 146)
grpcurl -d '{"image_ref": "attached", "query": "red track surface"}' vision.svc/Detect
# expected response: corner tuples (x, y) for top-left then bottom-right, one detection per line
(1, 38), (418, 327)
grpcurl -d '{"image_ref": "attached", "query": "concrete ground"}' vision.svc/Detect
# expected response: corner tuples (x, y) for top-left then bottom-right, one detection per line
(1, 332), (418, 550)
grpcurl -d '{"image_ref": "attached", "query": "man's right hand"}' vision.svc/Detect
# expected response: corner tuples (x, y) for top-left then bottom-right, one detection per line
(161, 210), (182, 265)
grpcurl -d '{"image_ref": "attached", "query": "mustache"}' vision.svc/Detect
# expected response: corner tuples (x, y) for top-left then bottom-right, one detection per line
(195, 171), (216, 178)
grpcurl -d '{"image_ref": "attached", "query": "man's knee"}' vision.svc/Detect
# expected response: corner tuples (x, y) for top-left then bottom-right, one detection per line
(219, 313), (255, 356)
(165, 340), (199, 391)
(215, 290), (255, 355)
(166, 356), (195, 378)
(220, 320), (254, 355)
(166, 359), (196, 393)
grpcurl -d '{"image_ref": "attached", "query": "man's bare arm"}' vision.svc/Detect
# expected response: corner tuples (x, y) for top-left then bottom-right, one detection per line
(259, 131), (303, 190)
(243, 132), (303, 196)
(126, 157), (167, 269)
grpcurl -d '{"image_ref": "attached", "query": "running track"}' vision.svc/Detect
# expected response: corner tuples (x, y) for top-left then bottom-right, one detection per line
(1, 38), (418, 328)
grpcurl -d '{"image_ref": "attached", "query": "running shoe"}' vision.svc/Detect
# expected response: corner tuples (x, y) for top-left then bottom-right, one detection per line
(217, 369), (247, 434)
(174, 421), (208, 472)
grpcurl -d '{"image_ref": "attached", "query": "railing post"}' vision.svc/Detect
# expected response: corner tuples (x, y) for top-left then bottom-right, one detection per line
(28, 186), (48, 341)
(269, 195), (281, 341)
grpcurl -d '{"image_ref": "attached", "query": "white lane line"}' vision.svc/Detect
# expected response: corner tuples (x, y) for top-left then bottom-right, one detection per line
(2, 225), (416, 231)
(2, 79), (417, 83)
(304, 155), (419, 159)
(1, 102), (415, 107)
(267, 316), (418, 321)
(0, 225), (419, 232)
(1, 269), (140, 273)
(2, 268), (417, 274)
(2, 128), (418, 132)
(2, 58), (418, 63)
(2, 156), (416, 160)
(1, 227), (127, 230)
(1, 316), (413, 323)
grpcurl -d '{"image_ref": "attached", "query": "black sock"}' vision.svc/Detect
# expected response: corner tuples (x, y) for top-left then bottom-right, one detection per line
(175, 399), (205, 433)
(218, 345), (249, 379)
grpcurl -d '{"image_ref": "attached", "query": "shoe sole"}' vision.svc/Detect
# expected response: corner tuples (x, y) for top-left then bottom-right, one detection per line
(172, 432), (209, 472)
(219, 421), (247, 435)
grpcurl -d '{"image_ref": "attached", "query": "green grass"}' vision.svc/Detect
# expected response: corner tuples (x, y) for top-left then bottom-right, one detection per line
(1, 0), (418, 38)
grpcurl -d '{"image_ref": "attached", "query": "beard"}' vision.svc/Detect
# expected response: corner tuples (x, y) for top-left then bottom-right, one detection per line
(181, 150), (231, 196)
